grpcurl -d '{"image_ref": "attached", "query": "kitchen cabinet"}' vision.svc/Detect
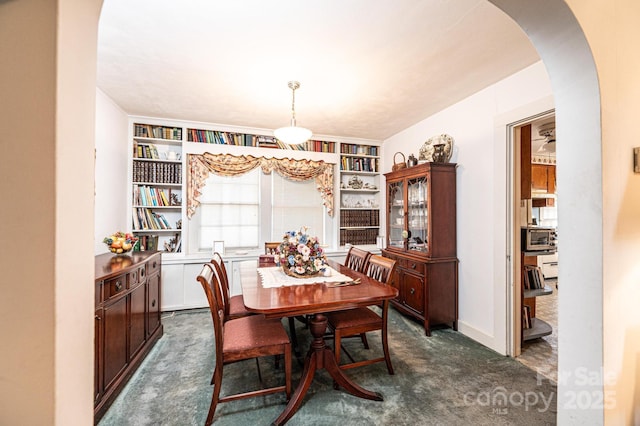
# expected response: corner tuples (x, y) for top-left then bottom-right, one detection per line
(94, 251), (163, 423)
(531, 164), (556, 193)
(382, 162), (458, 336)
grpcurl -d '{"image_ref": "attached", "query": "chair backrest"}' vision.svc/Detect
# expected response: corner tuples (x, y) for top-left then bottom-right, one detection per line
(197, 264), (225, 362)
(344, 246), (371, 273)
(364, 255), (396, 285)
(211, 252), (231, 320)
(265, 242), (280, 255)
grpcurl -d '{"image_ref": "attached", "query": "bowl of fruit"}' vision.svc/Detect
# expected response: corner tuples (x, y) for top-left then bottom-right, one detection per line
(103, 232), (139, 255)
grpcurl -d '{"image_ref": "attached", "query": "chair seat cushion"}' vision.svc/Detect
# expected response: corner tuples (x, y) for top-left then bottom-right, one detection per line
(327, 307), (381, 330)
(228, 294), (253, 319)
(224, 315), (290, 355)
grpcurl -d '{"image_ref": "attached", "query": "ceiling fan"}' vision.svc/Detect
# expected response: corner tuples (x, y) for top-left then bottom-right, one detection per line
(533, 122), (556, 153)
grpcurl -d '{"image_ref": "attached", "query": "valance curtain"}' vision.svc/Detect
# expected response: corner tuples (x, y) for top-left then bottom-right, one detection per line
(187, 153), (334, 219)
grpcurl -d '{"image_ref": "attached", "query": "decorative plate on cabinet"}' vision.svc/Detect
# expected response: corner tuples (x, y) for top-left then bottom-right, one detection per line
(418, 134), (454, 162)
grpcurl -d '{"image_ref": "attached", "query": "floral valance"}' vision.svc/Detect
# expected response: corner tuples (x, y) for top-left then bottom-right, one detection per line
(187, 153), (334, 219)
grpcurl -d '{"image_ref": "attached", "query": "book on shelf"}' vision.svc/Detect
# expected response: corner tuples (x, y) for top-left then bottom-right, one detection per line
(523, 265), (545, 290)
(522, 305), (532, 329)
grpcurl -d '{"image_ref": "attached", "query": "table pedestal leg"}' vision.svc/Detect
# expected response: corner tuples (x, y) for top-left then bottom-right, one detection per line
(272, 313), (383, 425)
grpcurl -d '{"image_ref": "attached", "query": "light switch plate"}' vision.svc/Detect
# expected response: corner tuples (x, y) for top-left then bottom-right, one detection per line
(635, 147), (640, 173)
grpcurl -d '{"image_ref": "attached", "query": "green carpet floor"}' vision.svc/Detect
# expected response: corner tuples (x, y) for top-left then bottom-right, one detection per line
(98, 308), (557, 425)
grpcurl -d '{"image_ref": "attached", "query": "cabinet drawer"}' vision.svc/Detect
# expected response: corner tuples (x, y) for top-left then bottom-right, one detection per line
(147, 255), (161, 276)
(398, 258), (425, 275)
(104, 275), (127, 301)
(130, 266), (147, 286)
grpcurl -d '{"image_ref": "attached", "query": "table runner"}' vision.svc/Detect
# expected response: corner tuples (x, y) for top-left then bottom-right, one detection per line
(258, 266), (354, 288)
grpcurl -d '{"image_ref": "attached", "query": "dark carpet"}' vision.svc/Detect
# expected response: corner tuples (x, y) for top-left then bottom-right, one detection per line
(98, 308), (557, 425)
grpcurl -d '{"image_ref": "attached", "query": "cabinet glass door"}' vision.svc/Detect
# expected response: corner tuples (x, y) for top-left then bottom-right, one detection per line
(407, 177), (428, 253)
(388, 181), (405, 248)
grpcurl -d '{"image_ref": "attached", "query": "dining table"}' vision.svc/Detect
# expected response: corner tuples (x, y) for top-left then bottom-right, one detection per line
(239, 258), (399, 425)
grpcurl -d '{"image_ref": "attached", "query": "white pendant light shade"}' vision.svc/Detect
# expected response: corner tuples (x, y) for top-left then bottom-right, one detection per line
(274, 124), (312, 145)
(273, 81), (312, 145)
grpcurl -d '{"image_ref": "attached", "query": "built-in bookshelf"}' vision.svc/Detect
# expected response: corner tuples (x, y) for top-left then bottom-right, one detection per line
(130, 121), (347, 254)
(132, 123), (183, 253)
(339, 143), (381, 246)
(187, 127), (336, 153)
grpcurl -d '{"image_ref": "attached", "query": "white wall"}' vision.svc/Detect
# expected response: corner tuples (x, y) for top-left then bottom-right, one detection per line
(383, 62), (553, 353)
(95, 88), (129, 254)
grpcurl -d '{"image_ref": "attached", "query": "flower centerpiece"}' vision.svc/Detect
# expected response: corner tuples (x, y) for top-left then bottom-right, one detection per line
(275, 226), (327, 278)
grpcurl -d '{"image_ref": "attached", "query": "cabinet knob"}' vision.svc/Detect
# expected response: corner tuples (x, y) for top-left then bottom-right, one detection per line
(410, 288), (415, 295)
(140, 268), (145, 278)
(95, 315), (101, 321)
(151, 299), (156, 308)
(152, 261), (157, 268)
(410, 263), (417, 269)
(115, 281), (123, 291)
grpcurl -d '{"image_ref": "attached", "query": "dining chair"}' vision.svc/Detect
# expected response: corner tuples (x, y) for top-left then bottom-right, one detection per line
(212, 252), (255, 321)
(326, 254), (397, 376)
(338, 246), (372, 347)
(197, 263), (292, 425)
(344, 246), (371, 273)
(264, 241), (280, 255)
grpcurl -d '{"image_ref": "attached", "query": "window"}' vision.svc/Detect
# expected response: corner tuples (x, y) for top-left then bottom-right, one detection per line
(187, 169), (327, 253)
(271, 174), (324, 241)
(188, 169), (260, 252)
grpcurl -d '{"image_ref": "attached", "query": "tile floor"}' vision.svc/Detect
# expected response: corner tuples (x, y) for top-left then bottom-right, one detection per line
(517, 279), (558, 383)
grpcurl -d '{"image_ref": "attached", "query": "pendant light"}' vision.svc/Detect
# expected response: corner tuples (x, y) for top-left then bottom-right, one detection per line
(274, 81), (312, 145)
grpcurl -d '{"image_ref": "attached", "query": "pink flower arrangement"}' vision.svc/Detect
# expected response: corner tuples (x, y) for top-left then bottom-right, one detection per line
(275, 226), (326, 276)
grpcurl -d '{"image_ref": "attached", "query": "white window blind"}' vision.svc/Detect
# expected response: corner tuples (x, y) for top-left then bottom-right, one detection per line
(196, 169), (260, 250)
(271, 175), (324, 240)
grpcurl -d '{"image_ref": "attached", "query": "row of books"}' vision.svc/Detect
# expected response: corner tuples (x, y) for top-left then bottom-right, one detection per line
(133, 161), (182, 184)
(340, 209), (380, 227)
(339, 228), (378, 246)
(133, 235), (159, 252)
(340, 157), (379, 172)
(522, 305), (533, 329)
(188, 129), (256, 146)
(340, 144), (378, 156)
(523, 265), (546, 290)
(132, 208), (173, 231)
(132, 185), (178, 207)
(134, 123), (182, 140)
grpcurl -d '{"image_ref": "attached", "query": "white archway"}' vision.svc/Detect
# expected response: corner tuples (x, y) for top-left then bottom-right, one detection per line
(490, 1), (603, 424)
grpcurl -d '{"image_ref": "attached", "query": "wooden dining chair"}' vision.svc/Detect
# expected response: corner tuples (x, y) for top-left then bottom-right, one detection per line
(326, 254), (397, 376)
(197, 264), (292, 425)
(344, 246), (371, 273)
(264, 241), (280, 255)
(212, 252), (255, 321)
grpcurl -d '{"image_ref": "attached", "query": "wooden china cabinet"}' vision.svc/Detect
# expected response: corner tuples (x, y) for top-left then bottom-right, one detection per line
(382, 162), (458, 336)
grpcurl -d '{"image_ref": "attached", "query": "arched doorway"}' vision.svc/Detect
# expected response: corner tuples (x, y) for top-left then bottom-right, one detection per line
(489, 1), (602, 424)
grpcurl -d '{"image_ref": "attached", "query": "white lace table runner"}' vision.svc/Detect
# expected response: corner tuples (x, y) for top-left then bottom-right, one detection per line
(257, 266), (353, 288)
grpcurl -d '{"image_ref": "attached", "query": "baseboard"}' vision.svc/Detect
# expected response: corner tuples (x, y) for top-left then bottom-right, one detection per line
(457, 320), (506, 356)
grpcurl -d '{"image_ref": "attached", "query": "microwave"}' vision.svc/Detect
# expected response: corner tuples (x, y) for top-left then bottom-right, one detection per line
(521, 227), (557, 252)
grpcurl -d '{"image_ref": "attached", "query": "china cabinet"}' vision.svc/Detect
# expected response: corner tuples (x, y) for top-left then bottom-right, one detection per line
(382, 162), (458, 335)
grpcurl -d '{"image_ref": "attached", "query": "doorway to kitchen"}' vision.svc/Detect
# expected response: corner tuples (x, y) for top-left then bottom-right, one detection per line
(509, 110), (558, 383)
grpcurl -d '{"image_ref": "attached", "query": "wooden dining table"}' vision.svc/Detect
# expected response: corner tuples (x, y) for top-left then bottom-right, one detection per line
(239, 258), (399, 425)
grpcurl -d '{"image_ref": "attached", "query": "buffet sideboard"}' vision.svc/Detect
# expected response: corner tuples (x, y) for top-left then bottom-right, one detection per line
(94, 251), (163, 422)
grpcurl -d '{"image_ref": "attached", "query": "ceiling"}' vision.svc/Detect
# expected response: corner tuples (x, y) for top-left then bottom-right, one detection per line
(97, 0), (541, 141)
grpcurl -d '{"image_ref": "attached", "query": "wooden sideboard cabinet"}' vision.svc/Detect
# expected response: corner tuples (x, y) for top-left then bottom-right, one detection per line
(383, 162), (458, 336)
(94, 251), (163, 422)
